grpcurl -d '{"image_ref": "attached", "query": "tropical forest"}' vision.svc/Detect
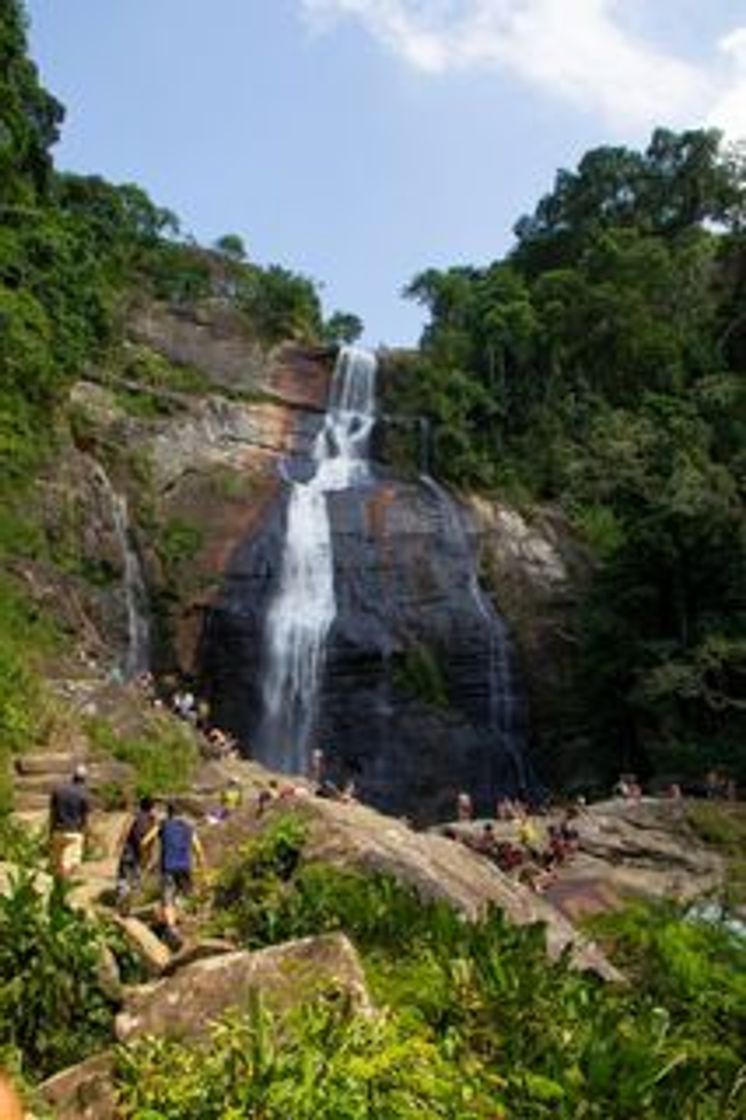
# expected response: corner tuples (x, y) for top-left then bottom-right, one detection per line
(0, 1), (744, 1117)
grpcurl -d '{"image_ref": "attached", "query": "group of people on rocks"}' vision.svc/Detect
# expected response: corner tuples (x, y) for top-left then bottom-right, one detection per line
(613, 769), (738, 802)
(133, 671), (240, 760)
(45, 742), (362, 951)
(46, 765), (243, 949)
(446, 791), (583, 892)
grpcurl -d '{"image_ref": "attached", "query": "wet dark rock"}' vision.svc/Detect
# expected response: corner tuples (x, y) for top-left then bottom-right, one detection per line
(200, 473), (532, 823)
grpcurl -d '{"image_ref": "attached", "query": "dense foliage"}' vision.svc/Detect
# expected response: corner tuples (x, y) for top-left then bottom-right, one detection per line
(0, 1), (360, 487)
(0, 872), (117, 1080)
(86, 713), (199, 797)
(119, 812), (745, 1118)
(387, 128), (746, 785)
(0, 2), (360, 796)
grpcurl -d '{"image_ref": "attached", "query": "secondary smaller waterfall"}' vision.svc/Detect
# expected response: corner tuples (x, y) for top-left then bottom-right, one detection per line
(260, 347), (377, 772)
(420, 474), (529, 792)
(92, 462), (151, 679)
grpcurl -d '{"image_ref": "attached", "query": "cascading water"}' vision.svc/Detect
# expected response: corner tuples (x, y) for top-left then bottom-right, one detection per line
(92, 462), (151, 679)
(420, 474), (529, 793)
(260, 346), (377, 773)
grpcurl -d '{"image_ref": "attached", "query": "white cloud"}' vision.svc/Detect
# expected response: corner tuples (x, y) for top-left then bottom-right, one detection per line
(301, 1), (746, 137)
(708, 28), (746, 140)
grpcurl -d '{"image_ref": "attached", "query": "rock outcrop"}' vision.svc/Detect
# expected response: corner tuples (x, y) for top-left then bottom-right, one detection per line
(115, 932), (371, 1043)
(469, 496), (594, 787)
(555, 798), (724, 903)
(201, 473), (532, 822)
(39, 1053), (117, 1120)
(199, 793), (620, 981)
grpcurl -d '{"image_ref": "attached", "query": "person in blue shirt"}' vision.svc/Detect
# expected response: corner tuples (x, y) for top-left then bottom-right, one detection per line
(144, 802), (205, 950)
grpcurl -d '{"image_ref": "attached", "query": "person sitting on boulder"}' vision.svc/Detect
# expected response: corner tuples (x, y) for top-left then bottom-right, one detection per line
(516, 808), (539, 852)
(49, 763), (91, 878)
(496, 796), (515, 820)
(613, 773), (631, 799)
(495, 840), (524, 872)
(115, 794), (157, 913)
(257, 779), (280, 816)
(546, 824), (567, 866)
(144, 802), (205, 951)
(474, 821), (497, 857)
(309, 748), (325, 787)
(220, 778), (242, 816)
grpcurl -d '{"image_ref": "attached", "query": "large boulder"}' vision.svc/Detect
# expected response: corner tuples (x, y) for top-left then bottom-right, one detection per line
(200, 796), (620, 981)
(115, 932), (371, 1044)
(561, 798), (724, 900)
(38, 1052), (116, 1120)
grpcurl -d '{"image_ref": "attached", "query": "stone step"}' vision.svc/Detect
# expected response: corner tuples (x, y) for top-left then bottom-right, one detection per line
(15, 761), (135, 796)
(15, 752), (81, 777)
(13, 792), (51, 812)
(14, 774), (67, 796)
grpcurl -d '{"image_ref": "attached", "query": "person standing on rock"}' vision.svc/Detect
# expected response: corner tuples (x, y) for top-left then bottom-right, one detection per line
(457, 790), (473, 822)
(145, 802), (205, 950)
(48, 763), (91, 878)
(115, 794), (157, 913)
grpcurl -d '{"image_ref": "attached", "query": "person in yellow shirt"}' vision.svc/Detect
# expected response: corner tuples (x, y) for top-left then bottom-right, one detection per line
(517, 810), (540, 851)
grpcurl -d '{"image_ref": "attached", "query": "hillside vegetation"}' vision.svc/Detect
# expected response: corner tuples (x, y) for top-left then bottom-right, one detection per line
(385, 127), (745, 787)
(0, 0), (359, 797)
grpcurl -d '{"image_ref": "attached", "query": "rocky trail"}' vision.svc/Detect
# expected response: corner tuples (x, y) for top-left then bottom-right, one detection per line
(2, 683), (733, 1118)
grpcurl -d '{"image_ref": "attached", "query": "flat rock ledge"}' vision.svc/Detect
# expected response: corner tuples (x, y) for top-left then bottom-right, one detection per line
(115, 932), (371, 1044)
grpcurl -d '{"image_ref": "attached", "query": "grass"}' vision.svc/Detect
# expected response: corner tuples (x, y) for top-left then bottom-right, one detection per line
(685, 801), (746, 907)
(86, 713), (199, 796)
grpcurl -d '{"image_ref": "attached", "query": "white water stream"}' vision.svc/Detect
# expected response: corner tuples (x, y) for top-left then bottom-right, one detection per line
(261, 346), (377, 771)
(421, 474), (528, 792)
(92, 462), (151, 679)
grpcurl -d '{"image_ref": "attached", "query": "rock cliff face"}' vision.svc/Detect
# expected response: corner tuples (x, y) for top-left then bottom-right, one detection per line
(64, 302), (335, 676)
(469, 498), (594, 788)
(60, 300), (589, 817)
(200, 471), (532, 821)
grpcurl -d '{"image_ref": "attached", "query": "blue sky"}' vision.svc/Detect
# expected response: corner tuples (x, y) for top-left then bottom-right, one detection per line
(26, 1), (746, 346)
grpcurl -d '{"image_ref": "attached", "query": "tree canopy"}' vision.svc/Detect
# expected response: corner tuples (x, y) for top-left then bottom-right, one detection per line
(393, 128), (746, 785)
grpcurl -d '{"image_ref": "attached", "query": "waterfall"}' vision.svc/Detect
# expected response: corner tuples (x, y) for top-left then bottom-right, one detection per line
(420, 475), (529, 793)
(260, 346), (377, 773)
(91, 462), (151, 679)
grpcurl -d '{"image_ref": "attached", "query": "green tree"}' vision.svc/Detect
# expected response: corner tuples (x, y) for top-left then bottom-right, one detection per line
(0, 0), (64, 204)
(323, 310), (364, 344)
(214, 232), (247, 261)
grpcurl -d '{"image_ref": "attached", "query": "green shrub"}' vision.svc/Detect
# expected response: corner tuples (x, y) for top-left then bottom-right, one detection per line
(213, 814), (308, 947)
(0, 575), (60, 809)
(0, 873), (116, 1080)
(87, 715), (198, 795)
(116, 997), (489, 1120)
(0, 815), (45, 866)
(157, 518), (204, 576)
(685, 803), (746, 906)
(393, 644), (449, 709)
(210, 814), (746, 1118)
